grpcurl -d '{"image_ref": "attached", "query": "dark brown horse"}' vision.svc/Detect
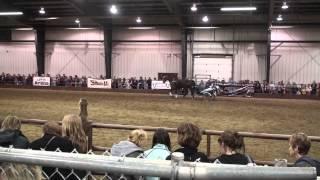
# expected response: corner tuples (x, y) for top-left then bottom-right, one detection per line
(163, 77), (196, 98)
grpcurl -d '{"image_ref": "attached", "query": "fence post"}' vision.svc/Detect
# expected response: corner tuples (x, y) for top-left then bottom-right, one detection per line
(171, 152), (184, 180)
(79, 98), (93, 150)
(79, 98), (88, 133)
(207, 134), (211, 157)
(87, 120), (93, 150)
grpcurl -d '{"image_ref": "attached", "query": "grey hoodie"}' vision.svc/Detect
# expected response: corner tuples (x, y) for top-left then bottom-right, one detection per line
(111, 140), (143, 156)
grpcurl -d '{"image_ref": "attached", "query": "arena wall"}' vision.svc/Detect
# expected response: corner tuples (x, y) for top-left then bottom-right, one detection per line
(1, 27), (320, 83)
(112, 28), (181, 79)
(187, 27), (267, 81)
(271, 28), (320, 84)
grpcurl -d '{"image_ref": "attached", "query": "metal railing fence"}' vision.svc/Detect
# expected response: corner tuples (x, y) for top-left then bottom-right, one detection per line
(20, 118), (320, 166)
(0, 147), (317, 180)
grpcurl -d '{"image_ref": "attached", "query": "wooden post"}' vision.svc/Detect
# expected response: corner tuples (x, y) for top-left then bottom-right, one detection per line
(79, 98), (93, 150)
(207, 135), (211, 157)
(79, 98), (88, 129)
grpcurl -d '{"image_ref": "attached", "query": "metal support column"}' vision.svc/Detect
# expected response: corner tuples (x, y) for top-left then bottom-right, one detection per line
(104, 27), (112, 79)
(35, 27), (45, 76)
(181, 29), (187, 79)
(266, 29), (271, 82)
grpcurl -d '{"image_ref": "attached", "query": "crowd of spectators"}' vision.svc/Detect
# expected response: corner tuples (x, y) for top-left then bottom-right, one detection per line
(111, 76), (154, 89)
(198, 79), (320, 96)
(1, 72), (320, 96)
(0, 115), (319, 179)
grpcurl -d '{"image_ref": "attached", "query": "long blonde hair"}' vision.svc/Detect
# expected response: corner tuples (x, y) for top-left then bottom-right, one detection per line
(62, 114), (88, 153)
(128, 129), (147, 147)
(1, 115), (21, 130)
(0, 163), (41, 180)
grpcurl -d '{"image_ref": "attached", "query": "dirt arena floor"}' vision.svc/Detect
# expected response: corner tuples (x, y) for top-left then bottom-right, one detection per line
(0, 88), (319, 163)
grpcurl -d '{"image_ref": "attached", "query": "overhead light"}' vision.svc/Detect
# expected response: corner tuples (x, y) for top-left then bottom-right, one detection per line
(271, 25), (293, 29)
(15, 28), (33, 31)
(221, 7), (257, 11)
(282, 2), (289, 9)
(277, 14), (283, 21)
(110, 5), (118, 14)
(128, 27), (155, 30)
(202, 16), (209, 22)
(186, 27), (219, 29)
(34, 17), (58, 21)
(190, 3), (197, 12)
(136, 17), (142, 23)
(39, 7), (45, 14)
(47, 17), (58, 20)
(66, 27), (96, 30)
(75, 18), (80, 24)
(0, 11), (23, 16)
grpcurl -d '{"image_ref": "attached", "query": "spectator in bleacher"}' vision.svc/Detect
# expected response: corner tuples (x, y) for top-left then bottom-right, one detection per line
(289, 133), (320, 176)
(30, 121), (77, 180)
(144, 128), (171, 160)
(144, 129), (171, 180)
(111, 129), (147, 157)
(306, 84), (312, 96)
(213, 130), (254, 165)
(167, 123), (208, 162)
(62, 114), (88, 153)
(31, 121), (74, 151)
(138, 76), (144, 89)
(311, 81), (317, 95)
(110, 129), (147, 180)
(147, 77), (152, 89)
(0, 115), (29, 149)
(0, 163), (41, 180)
(0, 72), (4, 84)
(292, 82), (298, 95)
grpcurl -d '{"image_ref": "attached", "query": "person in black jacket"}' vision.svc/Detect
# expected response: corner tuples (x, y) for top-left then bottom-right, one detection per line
(213, 130), (254, 165)
(0, 115), (29, 149)
(167, 123), (208, 162)
(31, 121), (77, 180)
(289, 133), (320, 176)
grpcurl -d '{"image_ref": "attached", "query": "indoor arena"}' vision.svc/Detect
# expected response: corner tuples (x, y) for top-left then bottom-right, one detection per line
(0, 0), (319, 180)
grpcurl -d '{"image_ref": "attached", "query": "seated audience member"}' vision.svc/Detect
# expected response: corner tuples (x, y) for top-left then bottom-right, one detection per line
(289, 133), (320, 176)
(144, 129), (171, 180)
(111, 129), (147, 157)
(31, 121), (76, 180)
(0, 163), (41, 180)
(0, 115), (29, 149)
(311, 81), (317, 95)
(62, 114), (88, 153)
(213, 130), (254, 165)
(147, 77), (152, 89)
(61, 114), (88, 179)
(167, 123), (208, 162)
(145, 128), (171, 160)
(111, 129), (147, 180)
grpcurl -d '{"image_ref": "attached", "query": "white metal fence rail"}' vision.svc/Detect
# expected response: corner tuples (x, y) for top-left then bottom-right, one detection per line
(0, 147), (317, 180)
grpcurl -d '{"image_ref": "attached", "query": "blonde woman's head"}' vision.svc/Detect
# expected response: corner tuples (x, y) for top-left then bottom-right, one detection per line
(1, 116), (21, 130)
(62, 114), (87, 152)
(128, 129), (147, 147)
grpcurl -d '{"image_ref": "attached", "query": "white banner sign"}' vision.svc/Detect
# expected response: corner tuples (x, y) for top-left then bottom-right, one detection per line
(87, 78), (111, 89)
(33, 77), (50, 87)
(151, 80), (171, 90)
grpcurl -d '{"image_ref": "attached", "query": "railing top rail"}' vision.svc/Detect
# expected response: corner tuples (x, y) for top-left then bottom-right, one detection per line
(0, 147), (317, 180)
(21, 119), (320, 142)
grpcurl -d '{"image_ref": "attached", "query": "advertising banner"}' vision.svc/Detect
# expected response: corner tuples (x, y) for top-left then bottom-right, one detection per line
(151, 80), (171, 90)
(33, 77), (50, 87)
(87, 78), (112, 89)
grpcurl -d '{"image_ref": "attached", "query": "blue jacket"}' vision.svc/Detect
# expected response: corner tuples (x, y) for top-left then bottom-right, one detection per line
(144, 144), (171, 160)
(144, 144), (171, 180)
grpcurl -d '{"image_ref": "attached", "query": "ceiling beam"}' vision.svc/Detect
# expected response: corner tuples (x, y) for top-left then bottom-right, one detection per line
(268, 0), (274, 27)
(161, 0), (184, 26)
